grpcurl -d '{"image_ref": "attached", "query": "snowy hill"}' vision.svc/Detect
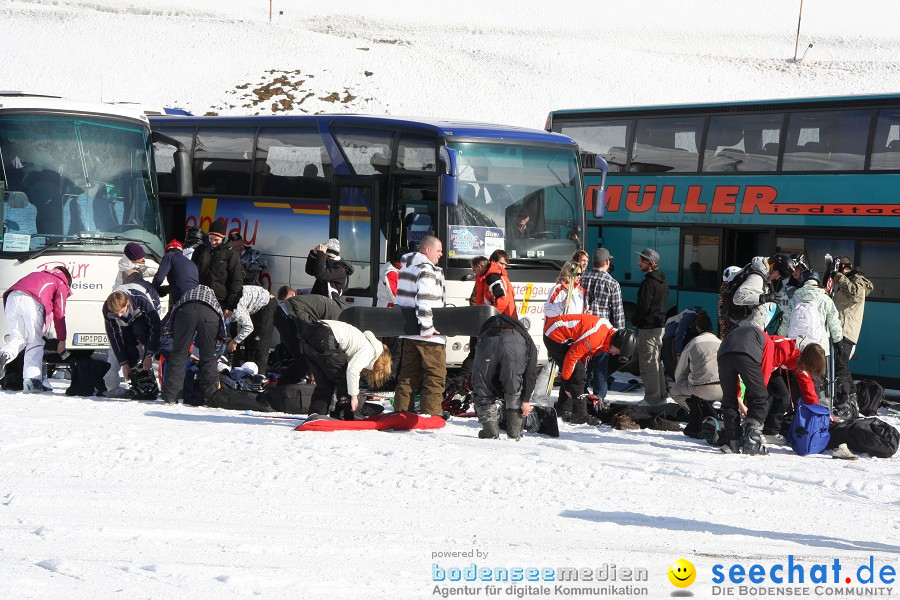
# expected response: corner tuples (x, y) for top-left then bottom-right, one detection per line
(2, 1), (900, 599)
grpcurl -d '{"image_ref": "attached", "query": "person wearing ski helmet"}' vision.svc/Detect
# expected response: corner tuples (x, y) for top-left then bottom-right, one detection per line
(544, 313), (636, 424)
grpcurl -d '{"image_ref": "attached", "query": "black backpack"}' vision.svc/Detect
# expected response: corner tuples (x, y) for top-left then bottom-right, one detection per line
(65, 357), (111, 397)
(722, 264), (767, 322)
(0, 352), (24, 391)
(855, 379), (884, 417)
(826, 417), (899, 458)
(257, 382), (313, 414)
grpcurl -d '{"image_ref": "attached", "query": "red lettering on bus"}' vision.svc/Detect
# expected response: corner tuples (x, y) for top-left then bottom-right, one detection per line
(684, 186), (706, 213)
(741, 186), (777, 214)
(711, 186), (739, 214)
(242, 220), (259, 246)
(626, 185), (652, 212)
(658, 186), (680, 213)
(605, 185), (622, 212)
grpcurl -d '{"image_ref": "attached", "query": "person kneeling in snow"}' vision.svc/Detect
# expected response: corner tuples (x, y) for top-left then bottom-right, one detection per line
(299, 320), (392, 418)
(471, 314), (537, 440)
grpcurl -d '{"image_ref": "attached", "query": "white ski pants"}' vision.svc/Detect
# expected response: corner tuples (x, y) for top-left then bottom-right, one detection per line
(1, 291), (46, 380)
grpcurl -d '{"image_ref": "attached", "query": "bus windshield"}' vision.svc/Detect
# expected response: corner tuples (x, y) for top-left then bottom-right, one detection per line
(0, 114), (163, 257)
(447, 141), (583, 265)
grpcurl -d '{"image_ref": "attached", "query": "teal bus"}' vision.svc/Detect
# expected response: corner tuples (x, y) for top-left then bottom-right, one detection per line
(547, 94), (900, 385)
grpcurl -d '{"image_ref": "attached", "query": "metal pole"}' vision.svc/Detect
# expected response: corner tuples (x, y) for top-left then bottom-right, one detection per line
(269, 0), (272, 22)
(793, 0), (805, 61)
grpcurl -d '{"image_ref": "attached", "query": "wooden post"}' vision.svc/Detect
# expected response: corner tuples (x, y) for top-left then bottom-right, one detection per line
(793, 0), (805, 61)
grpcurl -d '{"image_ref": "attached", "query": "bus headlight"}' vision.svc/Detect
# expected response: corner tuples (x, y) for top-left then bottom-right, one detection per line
(520, 317), (531, 330)
(451, 342), (462, 351)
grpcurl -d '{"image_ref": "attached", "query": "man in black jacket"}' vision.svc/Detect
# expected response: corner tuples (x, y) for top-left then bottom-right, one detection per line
(192, 219), (243, 318)
(471, 314), (537, 440)
(633, 248), (669, 408)
(305, 238), (354, 300)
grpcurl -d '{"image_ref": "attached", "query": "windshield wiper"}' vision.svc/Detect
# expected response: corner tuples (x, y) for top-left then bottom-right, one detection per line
(17, 235), (161, 263)
(75, 235), (162, 262)
(17, 239), (87, 263)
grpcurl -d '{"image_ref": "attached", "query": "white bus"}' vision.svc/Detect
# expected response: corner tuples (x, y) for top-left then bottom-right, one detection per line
(0, 93), (189, 354)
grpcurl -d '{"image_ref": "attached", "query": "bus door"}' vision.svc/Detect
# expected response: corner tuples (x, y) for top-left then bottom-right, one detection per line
(330, 176), (381, 305)
(393, 178), (439, 258)
(723, 228), (773, 269)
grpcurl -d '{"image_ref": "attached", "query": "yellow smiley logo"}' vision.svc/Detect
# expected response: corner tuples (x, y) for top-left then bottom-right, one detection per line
(668, 558), (696, 588)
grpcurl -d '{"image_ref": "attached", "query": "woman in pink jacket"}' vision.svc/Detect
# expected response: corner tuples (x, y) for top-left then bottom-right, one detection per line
(0, 266), (72, 391)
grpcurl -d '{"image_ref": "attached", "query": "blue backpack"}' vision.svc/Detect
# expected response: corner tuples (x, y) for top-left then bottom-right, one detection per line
(787, 403), (831, 456)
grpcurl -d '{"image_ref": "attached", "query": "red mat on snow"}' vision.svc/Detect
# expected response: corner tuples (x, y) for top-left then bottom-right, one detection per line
(295, 412), (446, 432)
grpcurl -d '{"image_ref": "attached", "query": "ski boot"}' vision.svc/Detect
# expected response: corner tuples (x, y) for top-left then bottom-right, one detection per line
(505, 409), (523, 441)
(740, 422), (769, 456)
(558, 410), (573, 423)
(478, 420), (500, 439)
(568, 394), (600, 425)
(720, 440), (742, 454)
(0, 351), (10, 381)
(833, 394), (860, 421)
(24, 378), (53, 393)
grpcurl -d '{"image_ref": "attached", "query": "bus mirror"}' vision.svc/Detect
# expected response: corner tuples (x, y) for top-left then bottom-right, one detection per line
(439, 146), (458, 206)
(592, 155), (609, 219)
(152, 131), (193, 196)
(175, 148), (193, 197)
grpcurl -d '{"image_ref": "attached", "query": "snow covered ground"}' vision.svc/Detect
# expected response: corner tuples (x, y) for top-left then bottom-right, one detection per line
(3, 0), (900, 598)
(2, 379), (899, 599)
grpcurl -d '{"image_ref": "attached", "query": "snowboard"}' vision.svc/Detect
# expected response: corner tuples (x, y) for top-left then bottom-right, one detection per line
(339, 305), (497, 338)
(295, 411), (447, 432)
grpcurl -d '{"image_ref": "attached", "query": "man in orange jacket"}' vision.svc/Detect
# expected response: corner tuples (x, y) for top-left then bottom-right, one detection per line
(476, 250), (518, 318)
(544, 313), (637, 424)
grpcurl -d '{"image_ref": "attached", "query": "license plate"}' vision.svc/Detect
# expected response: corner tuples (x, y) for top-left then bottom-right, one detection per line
(73, 333), (108, 346)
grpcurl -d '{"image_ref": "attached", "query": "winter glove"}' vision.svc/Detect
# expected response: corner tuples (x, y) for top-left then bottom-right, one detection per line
(758, 293), (775, 304)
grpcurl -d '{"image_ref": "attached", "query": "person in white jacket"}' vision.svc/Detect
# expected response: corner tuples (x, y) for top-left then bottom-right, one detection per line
(300, 319), (392, 417)
(392, 236), (447, 416)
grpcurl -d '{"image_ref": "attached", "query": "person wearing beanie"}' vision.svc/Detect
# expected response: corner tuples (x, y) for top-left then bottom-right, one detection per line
(191, 219), (243, 317)
(115, 242), (157, 287)
(305, 237), (354, 300)
(152, 239), (200, 306)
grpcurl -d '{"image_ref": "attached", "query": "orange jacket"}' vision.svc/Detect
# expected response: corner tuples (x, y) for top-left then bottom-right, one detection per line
(544, 313), (615, 380)
(476, 261), (518, 318)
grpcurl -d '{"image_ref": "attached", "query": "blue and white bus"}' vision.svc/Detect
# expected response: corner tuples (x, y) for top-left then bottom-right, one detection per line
(547, 93), (900, 385)
(149, 114), (601, 364)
